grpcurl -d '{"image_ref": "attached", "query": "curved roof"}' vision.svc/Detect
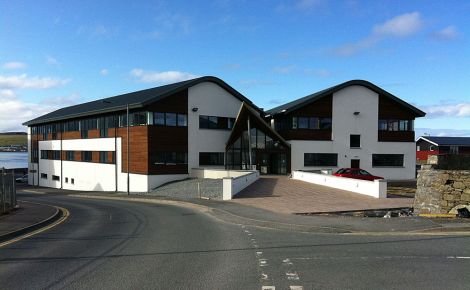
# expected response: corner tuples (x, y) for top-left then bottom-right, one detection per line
(265, 79), (426, 117)
(24, 76), (259, 126)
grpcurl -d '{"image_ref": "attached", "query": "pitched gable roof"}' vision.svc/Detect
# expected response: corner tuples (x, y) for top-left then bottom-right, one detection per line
(265, 79), (426, 117)
(417, 136), (470, 146)
(24, 76), (259, 126)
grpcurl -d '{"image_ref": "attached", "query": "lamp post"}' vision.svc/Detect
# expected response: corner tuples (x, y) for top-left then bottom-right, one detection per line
(126, 103), (130, 195)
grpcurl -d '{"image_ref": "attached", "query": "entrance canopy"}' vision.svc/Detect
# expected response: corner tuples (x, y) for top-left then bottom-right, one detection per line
(225, 103), (291, 174)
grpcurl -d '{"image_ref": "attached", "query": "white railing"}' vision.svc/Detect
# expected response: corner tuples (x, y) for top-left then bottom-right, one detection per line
(291, 170), (387, 198)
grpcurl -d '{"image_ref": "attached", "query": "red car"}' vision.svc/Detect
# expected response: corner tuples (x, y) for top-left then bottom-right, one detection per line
(333, 168), (384, 181)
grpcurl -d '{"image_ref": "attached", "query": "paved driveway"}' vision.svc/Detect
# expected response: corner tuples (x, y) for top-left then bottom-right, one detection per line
(231, 176), (413, 214)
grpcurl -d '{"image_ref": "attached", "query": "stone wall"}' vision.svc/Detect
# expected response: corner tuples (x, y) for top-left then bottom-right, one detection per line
(414, 165), (470, 214)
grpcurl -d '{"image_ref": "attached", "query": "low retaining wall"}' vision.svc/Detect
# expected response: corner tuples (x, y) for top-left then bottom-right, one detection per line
(190, 168), (260, 200)
(223, 171), (260, 200)
(291, 170), (387, 199)
(190, 168), (255, 179)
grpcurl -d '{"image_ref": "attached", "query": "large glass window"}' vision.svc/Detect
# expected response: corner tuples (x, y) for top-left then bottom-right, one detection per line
(304, 153), (338, 166)
(372, 154), (404, 167)
(379, 119), (413, 131)
(199, 152), (224, 166)
(199, 115), (235, 130)
(165, 113), (177, 126)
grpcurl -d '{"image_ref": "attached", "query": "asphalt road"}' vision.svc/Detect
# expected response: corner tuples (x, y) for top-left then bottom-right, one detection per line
(1, 194), (470, 290)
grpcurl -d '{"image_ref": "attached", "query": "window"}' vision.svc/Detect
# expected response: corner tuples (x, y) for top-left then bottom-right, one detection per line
(378, 119), (413, 131)
(199, 115), (235, 130)
(41, 173), (47, 179)
(199, 152), (224, 166)
(82, 151), (93, 162)
(372, 154), (404, 167)
(304, 153), (338, 166)
(52, 175), (60, 181)
(154, 112), (165, 125)
(154, 152), (188, 165)
(177, 114), (188, 127)
(350, 135), (361, 148)
(99, 151), (108, 163)
(165, 113), (177, 126)
(66, 151), (74, 161)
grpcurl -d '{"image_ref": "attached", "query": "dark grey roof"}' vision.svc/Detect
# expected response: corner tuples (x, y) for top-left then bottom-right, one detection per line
(265, 80), (426, 117)
(418, 136), (470, 146)
(24, 76), (258, 126)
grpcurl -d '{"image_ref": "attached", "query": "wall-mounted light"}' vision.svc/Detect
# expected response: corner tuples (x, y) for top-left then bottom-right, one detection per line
(192, 107), (198, 112)
(353, 111), (360, 115)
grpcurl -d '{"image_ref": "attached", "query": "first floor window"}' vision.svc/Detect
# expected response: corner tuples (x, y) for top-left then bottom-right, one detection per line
(372, 154), (404, 167)
(82, 151), (92, 162)
(304, 153), (338, 166)
(199, 152), (224, 166)
(99, 151), (108, 163)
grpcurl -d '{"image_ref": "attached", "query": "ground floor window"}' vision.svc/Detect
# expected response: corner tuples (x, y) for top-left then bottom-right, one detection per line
(155, 152), (188, 165)
(304, 153), (338, 166)
(199, 152), (224, 166)
(372, 154), (404, 167)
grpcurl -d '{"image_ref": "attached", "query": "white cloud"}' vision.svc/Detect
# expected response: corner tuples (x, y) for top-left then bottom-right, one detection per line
(100, 68), (109, 75)
(372, 12), (423, 37)
(416, 128), (470, 138)
(422, 102), (470, 118)
(273, 65), (295, 74)
(2, 61), (26, 70)
(130, 69), (199, 84)
(46, 55), (59, 66)
(277, 0), (322, 12)
(0, 95), (58, 132)
(432, 26), (459, 41)
(0, 74), (69, 89)
(333, 12), (423, 56)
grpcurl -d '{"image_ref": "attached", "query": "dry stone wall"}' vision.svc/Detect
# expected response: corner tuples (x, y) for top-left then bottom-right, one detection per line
(414, 165), (470, 214)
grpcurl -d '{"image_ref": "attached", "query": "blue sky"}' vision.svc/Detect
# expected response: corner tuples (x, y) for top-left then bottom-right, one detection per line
(0, 0), (469, 136)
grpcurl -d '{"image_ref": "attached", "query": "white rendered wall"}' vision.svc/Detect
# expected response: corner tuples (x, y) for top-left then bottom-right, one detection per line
(290, 85), (416, 180)
(187, 82), (243, 173)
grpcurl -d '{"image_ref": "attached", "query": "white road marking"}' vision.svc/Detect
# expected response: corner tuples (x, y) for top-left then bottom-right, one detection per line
(262, 286), (275, 290)
(283, 258), (293, 265)
(290, 286), (303, 290)
(286, 271), (300, 280)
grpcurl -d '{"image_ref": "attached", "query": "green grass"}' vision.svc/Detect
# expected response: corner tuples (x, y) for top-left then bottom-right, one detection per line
(0, 135), (27, 146)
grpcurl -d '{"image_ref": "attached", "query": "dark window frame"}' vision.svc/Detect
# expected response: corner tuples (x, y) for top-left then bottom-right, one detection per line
(304, 153), (338, 167)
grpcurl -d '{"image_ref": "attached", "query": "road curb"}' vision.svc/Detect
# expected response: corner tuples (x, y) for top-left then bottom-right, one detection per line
(67, 194), (470, 235)
(0, 202), (65, 245)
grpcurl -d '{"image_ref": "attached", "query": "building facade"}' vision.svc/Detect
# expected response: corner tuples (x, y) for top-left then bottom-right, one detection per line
(24, 77), (425, 192)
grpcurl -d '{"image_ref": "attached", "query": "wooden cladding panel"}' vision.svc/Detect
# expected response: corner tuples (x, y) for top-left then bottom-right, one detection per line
(379, 95), (417, 119)
(378, 131), (415, 142)
(278, 129), (332, 141)
(62, 131), (81, 140)
(287, 95), (332, 117)
(117, 126), (149, 174)
(145, 89), (188, 113)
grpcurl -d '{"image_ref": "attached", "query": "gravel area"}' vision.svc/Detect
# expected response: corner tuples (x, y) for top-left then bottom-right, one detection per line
(149, 178), (223, 200)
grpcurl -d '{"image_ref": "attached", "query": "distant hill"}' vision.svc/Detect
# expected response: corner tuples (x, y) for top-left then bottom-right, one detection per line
(0, 132), (27, 135)
(0, 134), (27, 146)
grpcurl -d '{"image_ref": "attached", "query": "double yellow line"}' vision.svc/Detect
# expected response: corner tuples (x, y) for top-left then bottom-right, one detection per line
(0, 206), (70, 248)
